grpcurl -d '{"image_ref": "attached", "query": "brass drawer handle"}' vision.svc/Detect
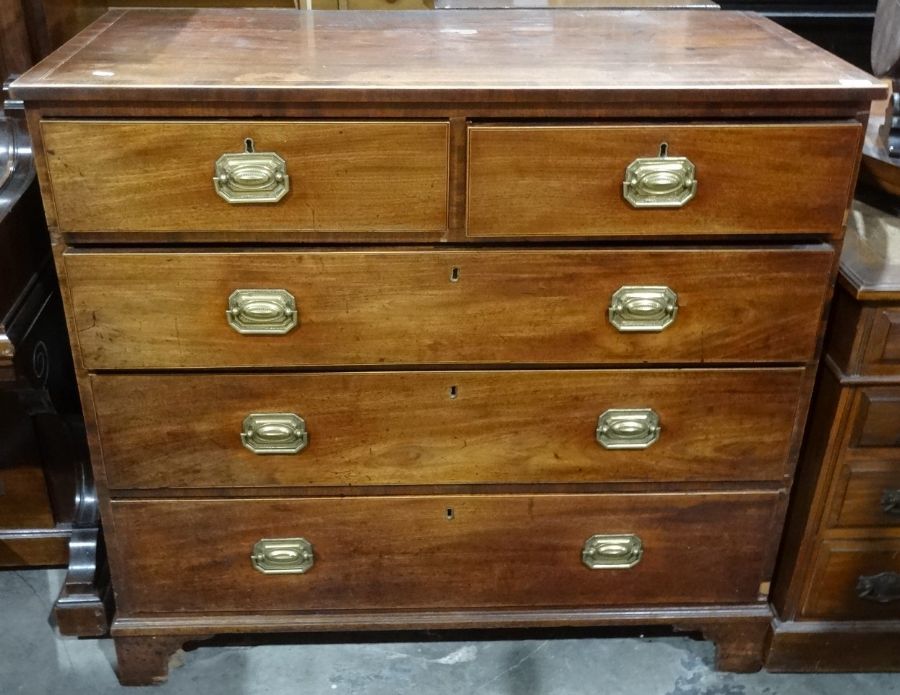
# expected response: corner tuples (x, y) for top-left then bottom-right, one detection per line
(596, 408), (660, 450)
(214, 138), (289, 204)
(227, 289), (298, 335)
(623, 143), (696, 208)
(242, 413), (308, 454)
(251, 538), (314, 575)
(608, 286), (678, 332)
(582, 534), (643, 569)
(856, 571), (900, 603)
(881, 489), (900, 515)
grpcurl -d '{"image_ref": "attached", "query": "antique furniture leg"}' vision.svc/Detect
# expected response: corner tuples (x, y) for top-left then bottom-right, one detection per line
(52, 454), (110, 636)
(700, 620), (769, 672)
(114, 635), (192, 686)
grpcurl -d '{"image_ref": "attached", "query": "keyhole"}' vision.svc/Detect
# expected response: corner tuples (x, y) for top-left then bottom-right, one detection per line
(658, 142), (669, 157)
(446, 508), (455, 520)
(450, 266), (460, 283)
(244, 138), (255, 153)
(449, 385), (458, 399)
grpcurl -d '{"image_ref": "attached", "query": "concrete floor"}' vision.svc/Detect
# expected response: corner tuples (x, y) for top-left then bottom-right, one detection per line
(2, 569), (899, 695)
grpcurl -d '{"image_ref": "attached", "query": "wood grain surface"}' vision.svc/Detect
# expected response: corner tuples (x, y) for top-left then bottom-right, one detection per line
(110, 491), (779, 613)
(42, 120), (449, 234)
(802, 539), (900, 619)
(831, 464), (900, 528)
(63, 246), (834, 369)
(10, 9), (884, 105)
(92, 368), (804, 490)
(467, 124), (861, 238)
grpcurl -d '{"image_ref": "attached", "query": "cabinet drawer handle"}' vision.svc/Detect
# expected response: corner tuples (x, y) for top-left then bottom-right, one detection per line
(596, 408), (660, 450)
(251, 538), (314, 575)
(214, 138), (289, 204)
(623, 143), (696, 208)
(856, 571), (900, 603)
(608, 285), (678, 332)
(227, 289), (298, 335)
(881, 489), (900, 515)
(241, 413), (308, 454)
(582, 534), (643, 569)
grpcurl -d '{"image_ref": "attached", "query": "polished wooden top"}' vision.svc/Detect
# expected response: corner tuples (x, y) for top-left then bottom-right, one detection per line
(11, 8), (884, 105)
(841, 200), (900, 301)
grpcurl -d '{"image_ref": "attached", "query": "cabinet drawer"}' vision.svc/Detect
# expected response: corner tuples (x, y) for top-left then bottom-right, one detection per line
(832, 465), (900, 529)
(861, 308), (900, 376)
(803, 540), (900, 620)
(850, 387), (900, 448)
(110, 492), (778, 614)
(64, 246), (833, 369)
(42, 120), (449, 236)
(467, 123), (860, 238)
(93, 369), (803, 490)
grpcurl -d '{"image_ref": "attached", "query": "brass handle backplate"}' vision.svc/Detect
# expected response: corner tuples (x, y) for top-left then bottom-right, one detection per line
(582, 534), (643, 569)
(856, 571), (900, 603)
(596, 408), (660, 450)
(242, 413), (308, 455)
(608, 286), (678, 332)
(881, 489), (900, 515)
(227, 289), (298, 335)
(251, 538), (314, 574)
(214, 138), (289, 204)
(623, 143), (696, 208)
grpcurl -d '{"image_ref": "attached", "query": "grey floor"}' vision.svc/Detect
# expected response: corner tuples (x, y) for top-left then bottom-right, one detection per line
(2, 569), (899, 695)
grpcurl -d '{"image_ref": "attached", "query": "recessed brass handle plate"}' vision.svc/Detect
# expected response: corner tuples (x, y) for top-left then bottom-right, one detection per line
(582, 534), (643, 569)
(251, 538), (314, 574)
(596, 408), (660, 450)
(881, 489), (900, 515)
(214, 139), (289, 204)
(609, 285), (678, 333)
(227, 289), (298, 335)
(623, 146), (696, 208)
(242, 413), (308, 454)
(856, 571), (900, 603)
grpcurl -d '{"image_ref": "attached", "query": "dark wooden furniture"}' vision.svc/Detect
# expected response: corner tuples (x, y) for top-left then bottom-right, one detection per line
(767, 200), (900, 671)
(11, 8), (883, 685)
(0, 0), (110, 637)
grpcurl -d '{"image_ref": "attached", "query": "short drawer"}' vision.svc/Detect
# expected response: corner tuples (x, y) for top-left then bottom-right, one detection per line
(850, 387), (900, 449)
(803, 540), (900, 620)
(110, 492), (778, 614)
(467, 123), (860, 238)
(861, 308), (900, 376)
(92, 368), (803, 490)
(64, 246), (833, 369)
(832, 465), (900, 529)
(41, 120), (449, 236)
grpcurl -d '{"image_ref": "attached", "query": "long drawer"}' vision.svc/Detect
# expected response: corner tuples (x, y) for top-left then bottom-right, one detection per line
(41, 120), (450, 235)
(64, 247), (833, 369)
(110, 492), (778, 614)
(467, 123), (861, 238)
(93, 368), (803, 490)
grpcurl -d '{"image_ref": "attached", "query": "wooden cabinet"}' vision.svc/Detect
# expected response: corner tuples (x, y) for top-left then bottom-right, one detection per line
(10, 8), (882, 685)
(767, 201), (900, 671)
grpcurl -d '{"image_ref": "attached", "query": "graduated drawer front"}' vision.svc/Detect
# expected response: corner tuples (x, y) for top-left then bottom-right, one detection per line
(93, 369), (803, 490)
(110, 492), (778, 614)
(467, 123), (860, 238)
(41, 120), (449, 235)
(832, 465), (900, 529)
(64, 247), (833, 369)
(803, 540), (900, 620)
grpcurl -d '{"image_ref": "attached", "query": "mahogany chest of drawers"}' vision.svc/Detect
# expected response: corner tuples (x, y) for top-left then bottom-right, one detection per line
(11, 8), (883, 684)
(767, 200), (900, 671)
